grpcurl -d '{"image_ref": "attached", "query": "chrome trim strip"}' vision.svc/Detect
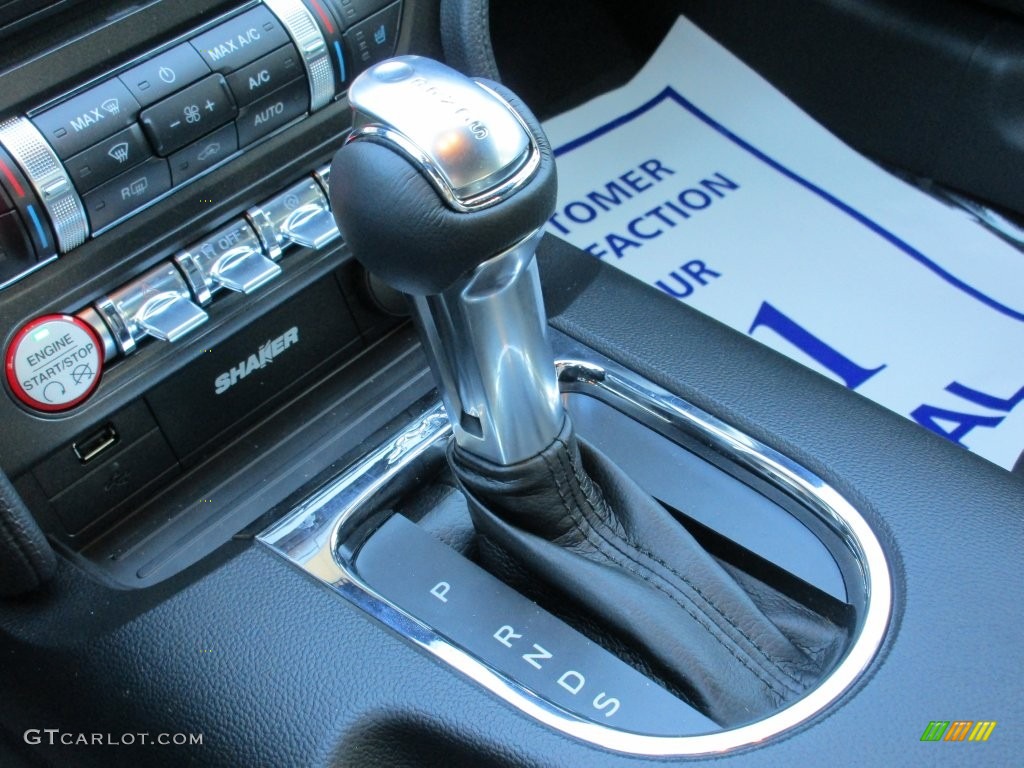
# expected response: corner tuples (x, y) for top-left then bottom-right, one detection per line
(75, 305), (118, 363)
(259, 334), (892, 755)
(0, 254), (56, 290)
(0, 116), (88, 252)
(173, 251), (214, 306)
(312, 163), (331, 195)
(244, 205), (282, 261)
(264, 0), (335, 112)
(937, 186), (1024, 249)
(410, 228), (563, 465)
(93, 296), (135, 356)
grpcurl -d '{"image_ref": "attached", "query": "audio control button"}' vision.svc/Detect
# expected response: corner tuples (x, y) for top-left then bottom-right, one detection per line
(64, 124), (152, 193)
(5, 314), (103, 412)
(140, 74), (237, 156)
(33, 80), (140, 159)
(120, 42), (211, 107)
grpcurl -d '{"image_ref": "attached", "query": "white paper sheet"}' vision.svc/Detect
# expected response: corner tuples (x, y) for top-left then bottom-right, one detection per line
(541, 17), (1024, 470)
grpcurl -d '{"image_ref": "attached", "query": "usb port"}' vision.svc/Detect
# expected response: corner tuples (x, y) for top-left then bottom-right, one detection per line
(73, 424), (119, 464)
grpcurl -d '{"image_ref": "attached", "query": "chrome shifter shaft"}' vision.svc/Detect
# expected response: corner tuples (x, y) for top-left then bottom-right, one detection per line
(409, 227), (562, 465)
(337, 56), (562, 465)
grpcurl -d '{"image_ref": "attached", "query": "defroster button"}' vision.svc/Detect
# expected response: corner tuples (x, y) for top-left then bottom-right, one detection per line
(32, 80), (140, 159)
(81, 158), (171, 231)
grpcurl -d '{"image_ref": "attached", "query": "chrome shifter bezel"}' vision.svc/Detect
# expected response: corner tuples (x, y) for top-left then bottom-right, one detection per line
(258, 332), (893, 756)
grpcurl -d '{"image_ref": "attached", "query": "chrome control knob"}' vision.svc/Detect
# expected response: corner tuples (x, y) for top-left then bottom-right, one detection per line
(330, 56), (561, 465)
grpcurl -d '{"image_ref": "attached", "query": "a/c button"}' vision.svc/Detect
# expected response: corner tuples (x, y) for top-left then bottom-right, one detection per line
(226, 45), (303, 107)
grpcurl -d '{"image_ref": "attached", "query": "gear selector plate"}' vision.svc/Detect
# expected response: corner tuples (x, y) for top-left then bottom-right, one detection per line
(259, 332), (892, 755)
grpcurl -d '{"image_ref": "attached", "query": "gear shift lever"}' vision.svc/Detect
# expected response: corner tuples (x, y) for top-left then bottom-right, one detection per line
(331, 56), (561, 464)
(331, 58), (835, 727)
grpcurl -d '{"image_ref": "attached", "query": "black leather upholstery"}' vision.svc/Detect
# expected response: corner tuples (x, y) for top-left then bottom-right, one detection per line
(329, 81), (557, 296)
(0, 470), (54, 597)
(451, 416), (839, 726)
(440, 0), (501, 80)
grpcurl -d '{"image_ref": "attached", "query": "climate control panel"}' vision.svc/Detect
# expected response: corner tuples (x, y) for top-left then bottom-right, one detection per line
(0, 0), (401, 288)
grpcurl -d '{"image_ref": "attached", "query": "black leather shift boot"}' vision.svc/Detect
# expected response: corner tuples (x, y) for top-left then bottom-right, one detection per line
(449, 417), (831, 726)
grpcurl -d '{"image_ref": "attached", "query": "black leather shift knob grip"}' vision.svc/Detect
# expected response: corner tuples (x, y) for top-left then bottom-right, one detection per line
(330, 80), (557, 296)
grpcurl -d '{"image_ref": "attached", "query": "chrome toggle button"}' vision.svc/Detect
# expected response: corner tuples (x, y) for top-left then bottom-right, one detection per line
(175, 219), (282, 298)
(247, 177), (339, 258)
(96, 262), (209, 352)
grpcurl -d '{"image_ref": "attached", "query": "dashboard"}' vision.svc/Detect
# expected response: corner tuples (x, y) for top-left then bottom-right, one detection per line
(0, 0), (439, 587)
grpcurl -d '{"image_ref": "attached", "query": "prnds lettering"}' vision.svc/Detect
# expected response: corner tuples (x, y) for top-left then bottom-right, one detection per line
(492, 625), (622, 719)
(214, 326), (298, 395)
(409, 77), (489, 139)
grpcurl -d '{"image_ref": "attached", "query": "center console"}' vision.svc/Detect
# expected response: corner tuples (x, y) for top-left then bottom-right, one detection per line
(0, 1), (1020, 766)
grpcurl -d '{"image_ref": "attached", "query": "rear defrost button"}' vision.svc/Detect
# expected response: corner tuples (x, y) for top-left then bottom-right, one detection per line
(81, 158), (171, 231)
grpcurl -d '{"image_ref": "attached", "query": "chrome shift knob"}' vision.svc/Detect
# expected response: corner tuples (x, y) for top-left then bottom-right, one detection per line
(347, 57), (541, 210)
(331, 56), (562, 465)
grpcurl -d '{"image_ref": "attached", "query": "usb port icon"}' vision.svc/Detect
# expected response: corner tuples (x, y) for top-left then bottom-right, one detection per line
(72, 424), (119, 464)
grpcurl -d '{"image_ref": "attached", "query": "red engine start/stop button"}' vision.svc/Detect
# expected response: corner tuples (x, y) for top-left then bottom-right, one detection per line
(5, 314), (103, 412)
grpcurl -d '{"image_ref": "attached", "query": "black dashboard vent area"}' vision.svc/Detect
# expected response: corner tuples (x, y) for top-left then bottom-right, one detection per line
(0, 0), (88, 40)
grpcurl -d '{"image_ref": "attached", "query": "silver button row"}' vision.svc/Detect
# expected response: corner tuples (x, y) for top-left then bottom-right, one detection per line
(79, 165), (338, 360)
